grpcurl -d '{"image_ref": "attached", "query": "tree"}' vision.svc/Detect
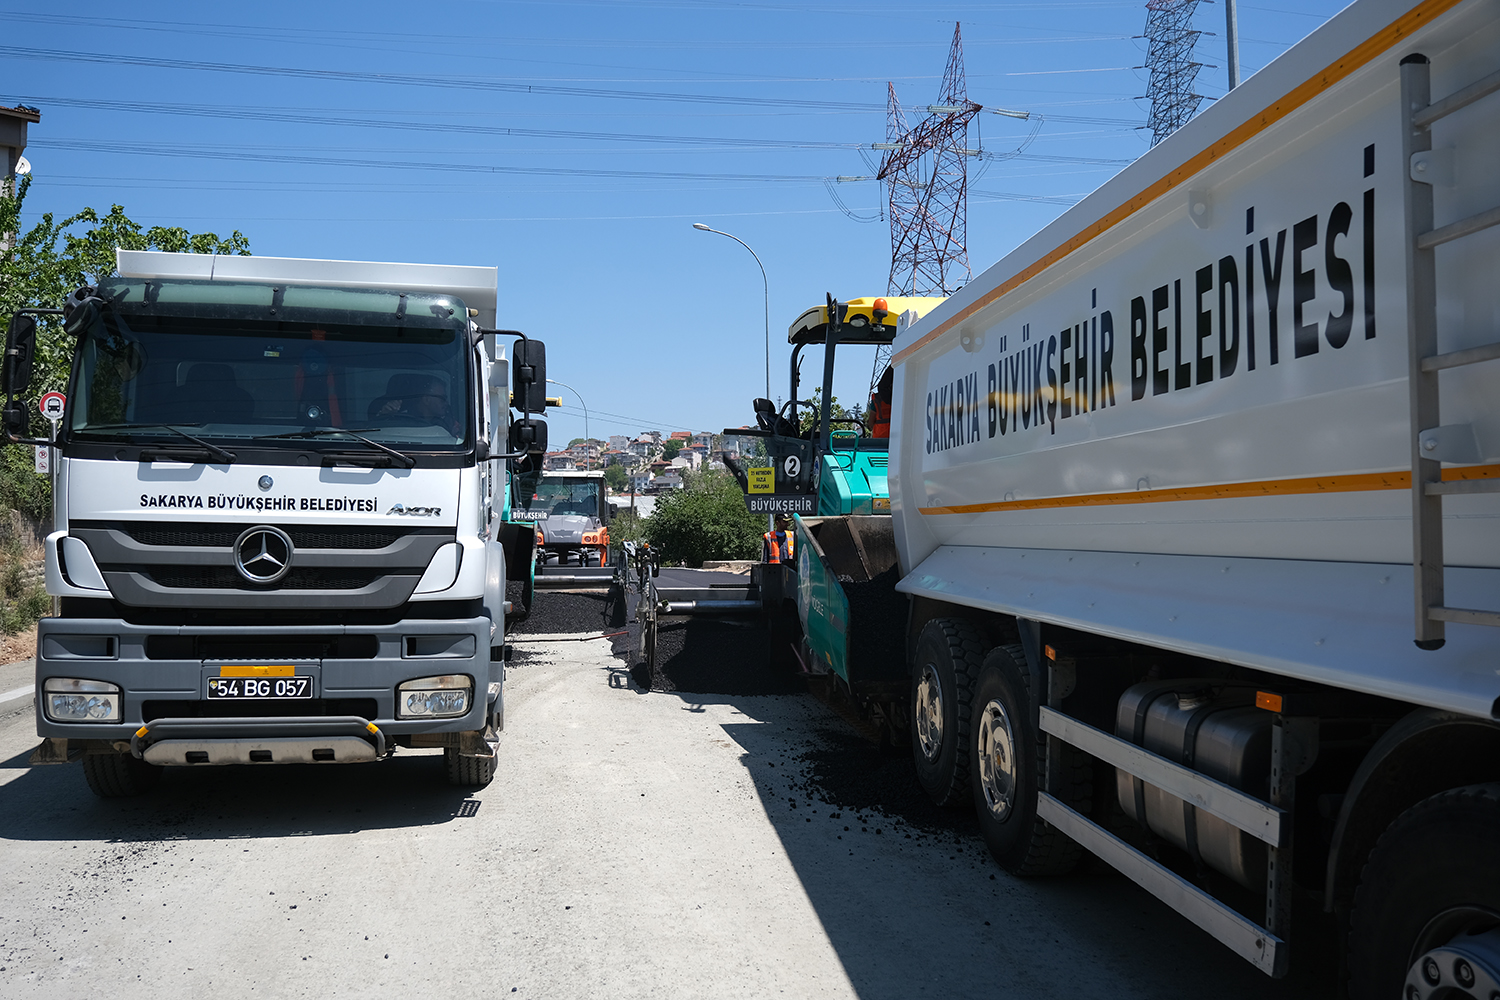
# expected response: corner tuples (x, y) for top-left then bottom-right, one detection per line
(606, 506), (645, 546)
(602, 463), (627, 492)
(661, 439), (684, 460)
(796, 389), (853, 437)
(0, 175), (251, 520)
(645, 468), (765, 567)
(1, 175), (251, 401)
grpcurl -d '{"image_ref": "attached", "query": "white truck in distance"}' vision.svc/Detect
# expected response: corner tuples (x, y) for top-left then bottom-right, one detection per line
(5, 251), (549, 795)
(857, 0), (1500, 995)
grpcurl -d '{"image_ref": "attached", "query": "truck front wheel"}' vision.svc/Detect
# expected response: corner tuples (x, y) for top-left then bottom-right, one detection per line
(1348, 783), (1500, 1000)
(910, 618), (984, 807)
(81, 752), (162, 798)
(445, 748), (497, 788)
(970, 645), (1086, 876)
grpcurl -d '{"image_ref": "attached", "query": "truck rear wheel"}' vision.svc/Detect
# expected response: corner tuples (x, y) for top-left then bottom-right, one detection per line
(970, 644), (1087, 876)
(81, 752), (162, 798)
(1348, 783), (1500, 1000)
(445, 748), (497, 788)
(910, 618), (984, 807)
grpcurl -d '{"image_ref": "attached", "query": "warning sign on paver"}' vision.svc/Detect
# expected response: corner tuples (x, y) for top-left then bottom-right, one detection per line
(747, 467), (774, 494)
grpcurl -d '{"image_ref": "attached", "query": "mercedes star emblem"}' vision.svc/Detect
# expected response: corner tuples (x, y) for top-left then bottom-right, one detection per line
(258, 475), (274, 491)
(233, 526), (293, 584)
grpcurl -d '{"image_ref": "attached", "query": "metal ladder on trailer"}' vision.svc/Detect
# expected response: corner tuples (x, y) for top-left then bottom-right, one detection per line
(1401, 53), (1500, 649)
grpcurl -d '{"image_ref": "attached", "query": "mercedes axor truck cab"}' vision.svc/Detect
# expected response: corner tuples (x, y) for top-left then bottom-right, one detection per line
(3, 251), (548, 795)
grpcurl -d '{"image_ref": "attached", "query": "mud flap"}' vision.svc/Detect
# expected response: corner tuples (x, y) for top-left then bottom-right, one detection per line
(498, 520), (537, 614)
(29, 737), (82, 765)
(459, 728), (498, 759)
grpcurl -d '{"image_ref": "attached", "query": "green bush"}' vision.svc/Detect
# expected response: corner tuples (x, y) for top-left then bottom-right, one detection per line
(645, 468), (764, 567)
(607, 506), (646, 546)
(0, 527), (46, 635)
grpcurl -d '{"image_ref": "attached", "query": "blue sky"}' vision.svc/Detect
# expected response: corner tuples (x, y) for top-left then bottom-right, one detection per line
(5, 0), (1347, 445)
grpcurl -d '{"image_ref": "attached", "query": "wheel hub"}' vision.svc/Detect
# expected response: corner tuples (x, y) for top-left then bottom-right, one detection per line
(915, 664), (944, 762)
(976, 697), (1017, 821)
(1404, 909), (1500, 1000)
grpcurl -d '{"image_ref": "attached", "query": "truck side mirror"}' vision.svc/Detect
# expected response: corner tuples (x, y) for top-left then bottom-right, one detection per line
(509, 416), (547, 455)
(3, 313), (36, 396)
(62, 296), (101, 338)
(512, 338), (547, 414)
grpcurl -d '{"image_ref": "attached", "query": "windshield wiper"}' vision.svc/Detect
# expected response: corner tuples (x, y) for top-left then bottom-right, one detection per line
(257, 428), (416, 469)
(82, 423), (236, 464)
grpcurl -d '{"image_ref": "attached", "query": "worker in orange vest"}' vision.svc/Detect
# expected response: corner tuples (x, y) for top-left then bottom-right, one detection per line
(869, 365), (893, 439)
(763, 514), (796, 566)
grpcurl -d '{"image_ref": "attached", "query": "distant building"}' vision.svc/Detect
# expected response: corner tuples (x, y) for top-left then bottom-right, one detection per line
(542, 452), (576, 471)
(608, 435), (630, 451)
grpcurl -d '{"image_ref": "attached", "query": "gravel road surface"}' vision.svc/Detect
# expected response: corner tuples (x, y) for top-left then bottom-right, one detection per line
(0, 629), (1334, 999)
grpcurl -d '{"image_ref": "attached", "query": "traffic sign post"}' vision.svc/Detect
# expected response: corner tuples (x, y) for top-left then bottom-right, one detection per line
(36, 392), (63, 614)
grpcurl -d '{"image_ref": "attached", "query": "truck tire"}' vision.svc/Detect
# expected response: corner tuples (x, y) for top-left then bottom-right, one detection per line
(81, 752), (162, 798)
(1348, 783), (1500, 1000)
(970, 644), (1087, 876)
(445, 748), (497, 788)
(910, 618), (985, 807)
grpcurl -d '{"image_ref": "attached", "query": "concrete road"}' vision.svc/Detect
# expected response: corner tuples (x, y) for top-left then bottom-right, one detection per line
(0, 641), (1334, 999)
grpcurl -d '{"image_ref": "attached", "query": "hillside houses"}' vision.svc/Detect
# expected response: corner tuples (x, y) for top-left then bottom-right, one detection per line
(536, 429), (738, 492)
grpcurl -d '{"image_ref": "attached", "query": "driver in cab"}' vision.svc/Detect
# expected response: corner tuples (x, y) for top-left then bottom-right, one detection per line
(373, 374), (460, 436)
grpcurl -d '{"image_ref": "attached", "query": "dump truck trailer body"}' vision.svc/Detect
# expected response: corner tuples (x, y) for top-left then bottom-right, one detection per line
(865, 0), (1500, 992)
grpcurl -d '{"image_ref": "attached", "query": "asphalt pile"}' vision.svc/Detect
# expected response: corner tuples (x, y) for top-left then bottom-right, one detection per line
(506, 583), (627, 636)
(842, 564), (908, 680)
(648, 616), (806, 697)
(790, 728), (982, 842)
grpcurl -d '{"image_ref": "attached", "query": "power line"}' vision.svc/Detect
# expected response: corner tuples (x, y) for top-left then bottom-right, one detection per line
(0, 50), (1142, 127)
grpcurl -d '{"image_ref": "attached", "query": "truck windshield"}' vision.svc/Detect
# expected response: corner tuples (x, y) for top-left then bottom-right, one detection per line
(68, 314), (470, 449)
(516, 480), (600, 519)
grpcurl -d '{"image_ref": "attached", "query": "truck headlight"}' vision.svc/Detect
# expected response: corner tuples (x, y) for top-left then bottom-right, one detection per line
(397, 675), (472, 718)
(44, 678), (121, 722)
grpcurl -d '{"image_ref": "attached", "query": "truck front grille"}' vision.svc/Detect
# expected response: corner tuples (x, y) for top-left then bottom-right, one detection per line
(147, 568), (382, 591)
(145, 634), (380, 660)
(102, 522), (413, 550)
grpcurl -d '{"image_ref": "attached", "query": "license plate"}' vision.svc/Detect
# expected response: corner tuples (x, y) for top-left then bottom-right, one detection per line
(208, 675), (312, 699)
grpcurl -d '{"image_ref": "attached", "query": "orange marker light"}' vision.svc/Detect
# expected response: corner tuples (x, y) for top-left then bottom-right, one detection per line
(873, 298), (888, 312)
(1256, 691), (1284, 712)
(1045, 645), (1057, 660)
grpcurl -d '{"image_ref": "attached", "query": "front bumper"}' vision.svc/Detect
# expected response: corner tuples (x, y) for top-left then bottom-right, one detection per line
(35, 615), (500, 749)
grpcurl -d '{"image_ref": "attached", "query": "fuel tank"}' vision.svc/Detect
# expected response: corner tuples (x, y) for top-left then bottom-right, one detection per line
(1115, 681), (1272, 888)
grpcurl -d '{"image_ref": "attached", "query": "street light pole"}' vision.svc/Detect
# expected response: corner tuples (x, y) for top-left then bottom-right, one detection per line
(1225, 0), (1241, 90)
(547, 378), (588, 469)
(692, 223), (770, 402)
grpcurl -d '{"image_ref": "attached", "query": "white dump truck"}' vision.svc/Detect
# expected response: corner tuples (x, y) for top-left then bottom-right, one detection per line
(4, 251), (549, 795)
(790, 0), (1500, 994)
